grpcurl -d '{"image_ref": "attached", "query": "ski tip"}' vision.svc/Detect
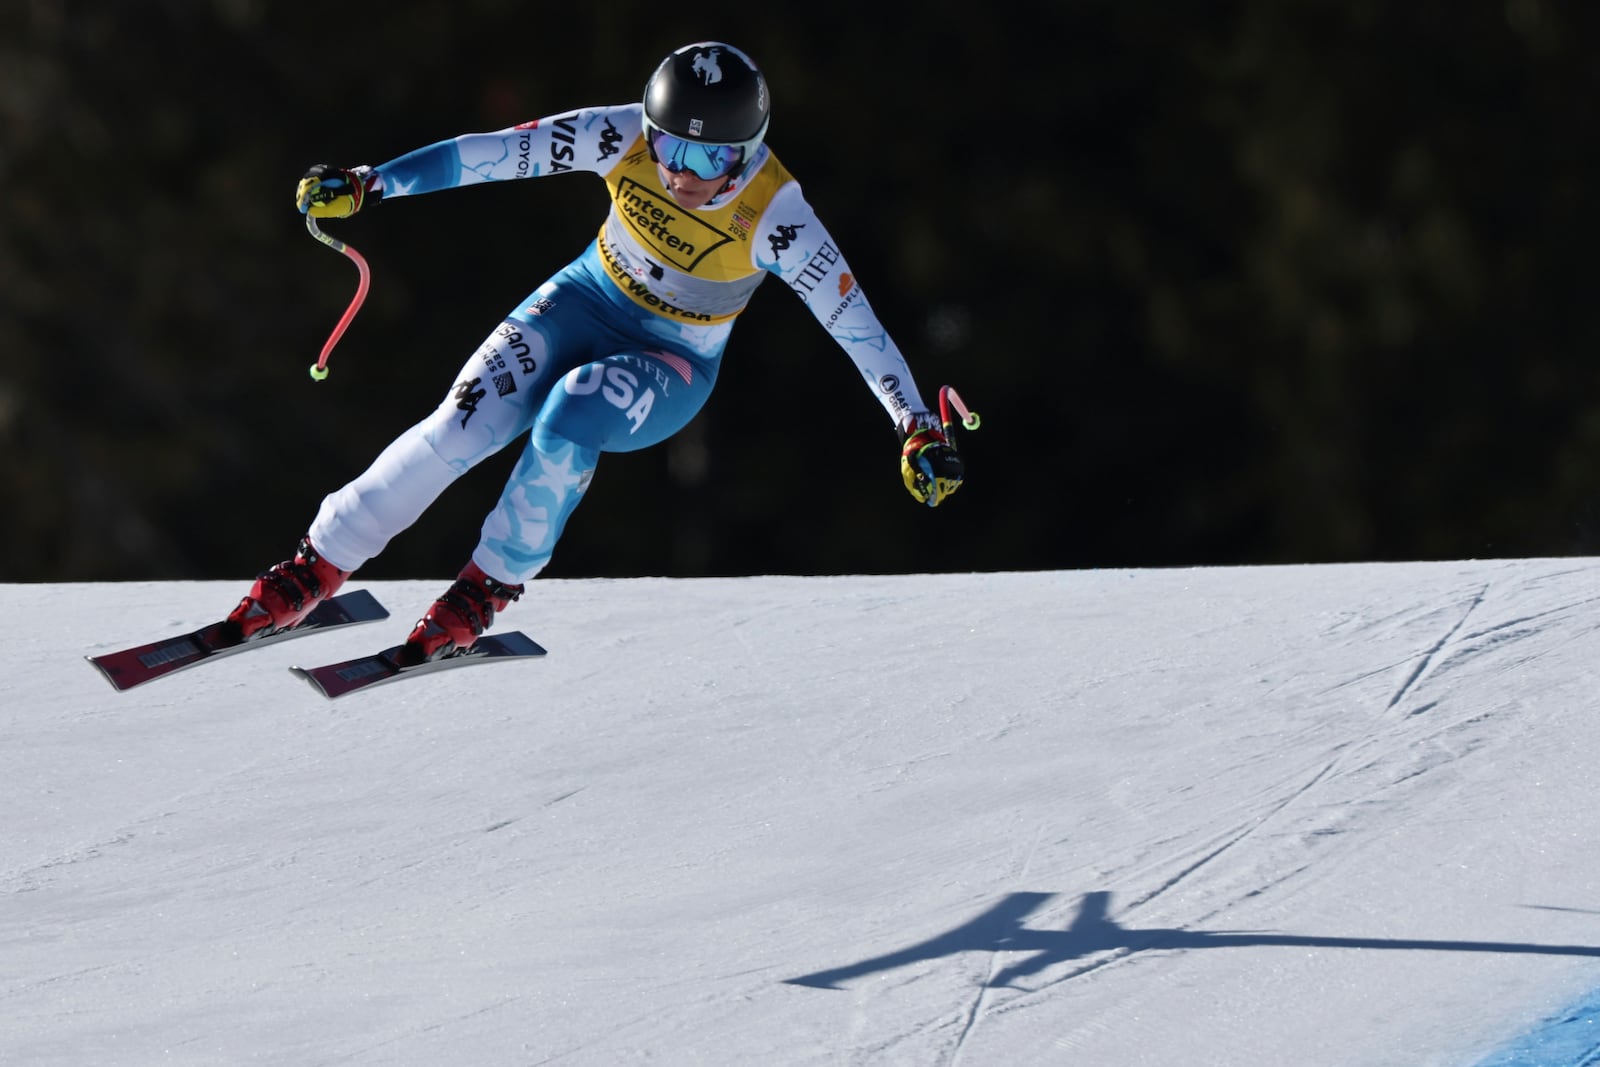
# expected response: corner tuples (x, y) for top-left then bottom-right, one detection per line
(287, 665), (332, 698)
(321, 588), (391, 623)
(85, 654), (136, 692)
(488, 631), (548, 657)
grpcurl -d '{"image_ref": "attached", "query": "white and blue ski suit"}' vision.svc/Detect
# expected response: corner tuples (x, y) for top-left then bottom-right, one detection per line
(307, 103), (932, 584)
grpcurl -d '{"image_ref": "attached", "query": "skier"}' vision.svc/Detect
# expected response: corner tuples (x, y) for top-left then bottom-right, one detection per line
(228, 41), (965, 663)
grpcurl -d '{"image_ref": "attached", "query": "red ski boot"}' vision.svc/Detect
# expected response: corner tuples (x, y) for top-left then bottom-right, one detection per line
(227, 536), (351, 640)
(403, 560), (524, 662)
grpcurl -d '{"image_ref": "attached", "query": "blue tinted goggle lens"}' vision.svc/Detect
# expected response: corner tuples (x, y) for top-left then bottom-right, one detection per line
(650, 130), (743, 180)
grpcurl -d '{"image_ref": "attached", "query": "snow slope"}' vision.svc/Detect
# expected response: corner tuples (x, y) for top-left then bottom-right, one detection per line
(7, 560), (1600, 1065)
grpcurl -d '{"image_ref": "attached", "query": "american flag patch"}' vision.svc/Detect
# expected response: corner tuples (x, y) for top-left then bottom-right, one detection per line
(650, 349), (694, 386)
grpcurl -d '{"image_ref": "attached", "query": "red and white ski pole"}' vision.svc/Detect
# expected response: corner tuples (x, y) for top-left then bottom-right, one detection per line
(304, 215), (371, 382)
(938, 384), (981, 443)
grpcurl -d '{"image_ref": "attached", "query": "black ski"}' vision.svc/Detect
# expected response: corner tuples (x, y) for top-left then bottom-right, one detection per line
(87, 590), (390, 692)
(290, 631), (547, 699)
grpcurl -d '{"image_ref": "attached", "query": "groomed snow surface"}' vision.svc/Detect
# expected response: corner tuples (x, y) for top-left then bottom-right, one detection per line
(8, 560), (1600, 1065)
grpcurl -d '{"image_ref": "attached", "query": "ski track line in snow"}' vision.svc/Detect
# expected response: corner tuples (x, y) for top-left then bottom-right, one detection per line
(990, 770), (1342, 1003)
(1382, 582), (1600, 719)
(1384, 582), (1487, 714)
(938, 760), (1348, 1057)
(999, 754), (1367, 1004)
(1078, 589), (1525, 947)
(1443, 596), (1600, 679)
(947, 822), (1046, 1067)
(1117, 759), (1340, 918)
(822, 655), (1527, 1036)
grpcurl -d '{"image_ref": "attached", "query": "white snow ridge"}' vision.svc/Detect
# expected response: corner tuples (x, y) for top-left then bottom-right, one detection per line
(8, 560), (1600, 1065)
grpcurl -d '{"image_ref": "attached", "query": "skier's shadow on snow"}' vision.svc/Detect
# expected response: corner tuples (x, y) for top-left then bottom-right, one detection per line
(785, 890), (1600, 990)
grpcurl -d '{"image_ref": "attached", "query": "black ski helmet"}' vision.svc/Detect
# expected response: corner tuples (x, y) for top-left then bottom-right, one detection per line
(642, 42), (770, 178)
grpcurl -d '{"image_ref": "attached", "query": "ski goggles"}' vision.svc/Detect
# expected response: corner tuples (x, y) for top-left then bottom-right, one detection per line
(647, 128), (747, 181)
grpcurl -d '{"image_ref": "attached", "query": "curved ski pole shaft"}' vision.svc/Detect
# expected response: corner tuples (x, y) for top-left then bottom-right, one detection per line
(938, 384), (981, 444)
(304, 215), (372, 381)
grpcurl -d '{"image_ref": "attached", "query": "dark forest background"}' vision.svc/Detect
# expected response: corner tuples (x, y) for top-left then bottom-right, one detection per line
(6, 1), (1599, 583)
